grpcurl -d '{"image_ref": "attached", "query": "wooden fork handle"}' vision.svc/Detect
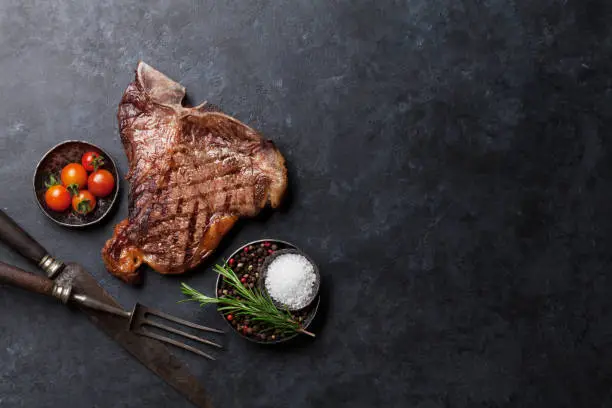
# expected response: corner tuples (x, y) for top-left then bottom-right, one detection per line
(0, 210), (64, 278)
(0, 210), (47, 262)
(0, 261), (55, 297)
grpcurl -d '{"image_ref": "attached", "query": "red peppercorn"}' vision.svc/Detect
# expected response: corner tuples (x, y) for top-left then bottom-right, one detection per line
(243, 247), (249, 253)
(227, 314), (233, 321)
(264, 241), (271, 247)
(228, 258), (235, 266)
(243, 326), (249, 334)
(240, 277), (247, 283)
(268, 249), (274, 254)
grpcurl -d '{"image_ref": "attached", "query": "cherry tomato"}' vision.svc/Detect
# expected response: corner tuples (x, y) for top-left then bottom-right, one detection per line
(81, 151), (105, 172)
(61, 163), (88, 189)
(72, 190), (96, 214)
(88, 169), (115, 197)
(44, 185), (71, 212)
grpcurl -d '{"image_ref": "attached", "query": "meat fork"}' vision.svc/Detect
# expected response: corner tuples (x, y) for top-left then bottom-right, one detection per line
(0, 261), (223, 360)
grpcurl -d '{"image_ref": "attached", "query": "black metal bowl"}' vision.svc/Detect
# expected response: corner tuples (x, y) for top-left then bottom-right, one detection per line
(33, 140), (120, 228)
(260, 248), (321, 312)
(215, 239), (320, 344)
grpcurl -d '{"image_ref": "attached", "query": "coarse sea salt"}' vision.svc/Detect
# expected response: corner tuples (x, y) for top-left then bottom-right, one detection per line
(265, 253), (316, 309)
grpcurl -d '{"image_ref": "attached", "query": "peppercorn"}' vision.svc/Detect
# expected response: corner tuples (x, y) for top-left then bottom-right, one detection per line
(227, 314), (233, 321)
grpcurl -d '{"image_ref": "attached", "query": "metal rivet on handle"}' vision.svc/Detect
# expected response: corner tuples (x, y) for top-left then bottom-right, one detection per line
(51, 284), (72, 304)
(38, 255), (64, 279)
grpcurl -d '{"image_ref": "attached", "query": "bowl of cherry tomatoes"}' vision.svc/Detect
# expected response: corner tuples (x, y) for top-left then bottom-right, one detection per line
(33, 140), (120, 228)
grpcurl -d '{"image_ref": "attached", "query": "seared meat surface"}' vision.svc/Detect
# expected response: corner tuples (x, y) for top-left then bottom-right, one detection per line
(102, 62), (287, 283)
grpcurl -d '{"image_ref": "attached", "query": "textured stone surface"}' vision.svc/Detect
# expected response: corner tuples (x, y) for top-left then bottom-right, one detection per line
(1, 0), (612, 407)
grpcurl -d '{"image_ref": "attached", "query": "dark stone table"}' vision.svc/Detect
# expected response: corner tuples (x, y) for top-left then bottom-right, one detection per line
(2, 1), (612, 407)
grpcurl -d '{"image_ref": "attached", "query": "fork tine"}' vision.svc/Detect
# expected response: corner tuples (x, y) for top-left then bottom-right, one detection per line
(145, 307), (225, 334)
(144, 319), (223, 349)
(138, 330), (216, 360)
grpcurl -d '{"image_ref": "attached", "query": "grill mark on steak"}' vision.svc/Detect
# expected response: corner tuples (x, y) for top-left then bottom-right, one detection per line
(184, 200), (200, 261)
(146, 184), (252, 226)
(102, 62), (287, 283)
(141, 170), (253, 224)
(162, 165), (243, 194)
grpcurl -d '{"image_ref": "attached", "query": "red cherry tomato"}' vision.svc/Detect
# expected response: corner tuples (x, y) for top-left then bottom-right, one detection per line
(87, 169), (115, 197)
(81, 151), (105, 172)
(61, 163), (88, 189)
(44, 185), (71, 212)
(72, 190), (96, 214)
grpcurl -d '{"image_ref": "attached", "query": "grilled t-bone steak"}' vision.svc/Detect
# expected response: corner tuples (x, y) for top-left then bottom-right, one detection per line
(102, 62), (287, 283)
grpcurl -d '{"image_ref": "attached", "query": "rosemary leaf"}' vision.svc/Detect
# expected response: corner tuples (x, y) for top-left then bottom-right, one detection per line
(180, 264), (314, 337)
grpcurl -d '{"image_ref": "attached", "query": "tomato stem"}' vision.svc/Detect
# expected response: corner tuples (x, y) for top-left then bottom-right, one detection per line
(76, 199), (91, 214)
(92, 155), (105, 172)
(44, 173), (61, 188)
(66, 184), (79, 196)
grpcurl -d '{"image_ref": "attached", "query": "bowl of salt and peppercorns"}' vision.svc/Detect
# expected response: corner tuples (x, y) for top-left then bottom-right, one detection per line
(215, 239), (320, 344)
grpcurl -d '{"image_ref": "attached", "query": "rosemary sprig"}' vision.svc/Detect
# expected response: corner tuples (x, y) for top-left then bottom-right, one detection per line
(180, 264), (315, 337)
